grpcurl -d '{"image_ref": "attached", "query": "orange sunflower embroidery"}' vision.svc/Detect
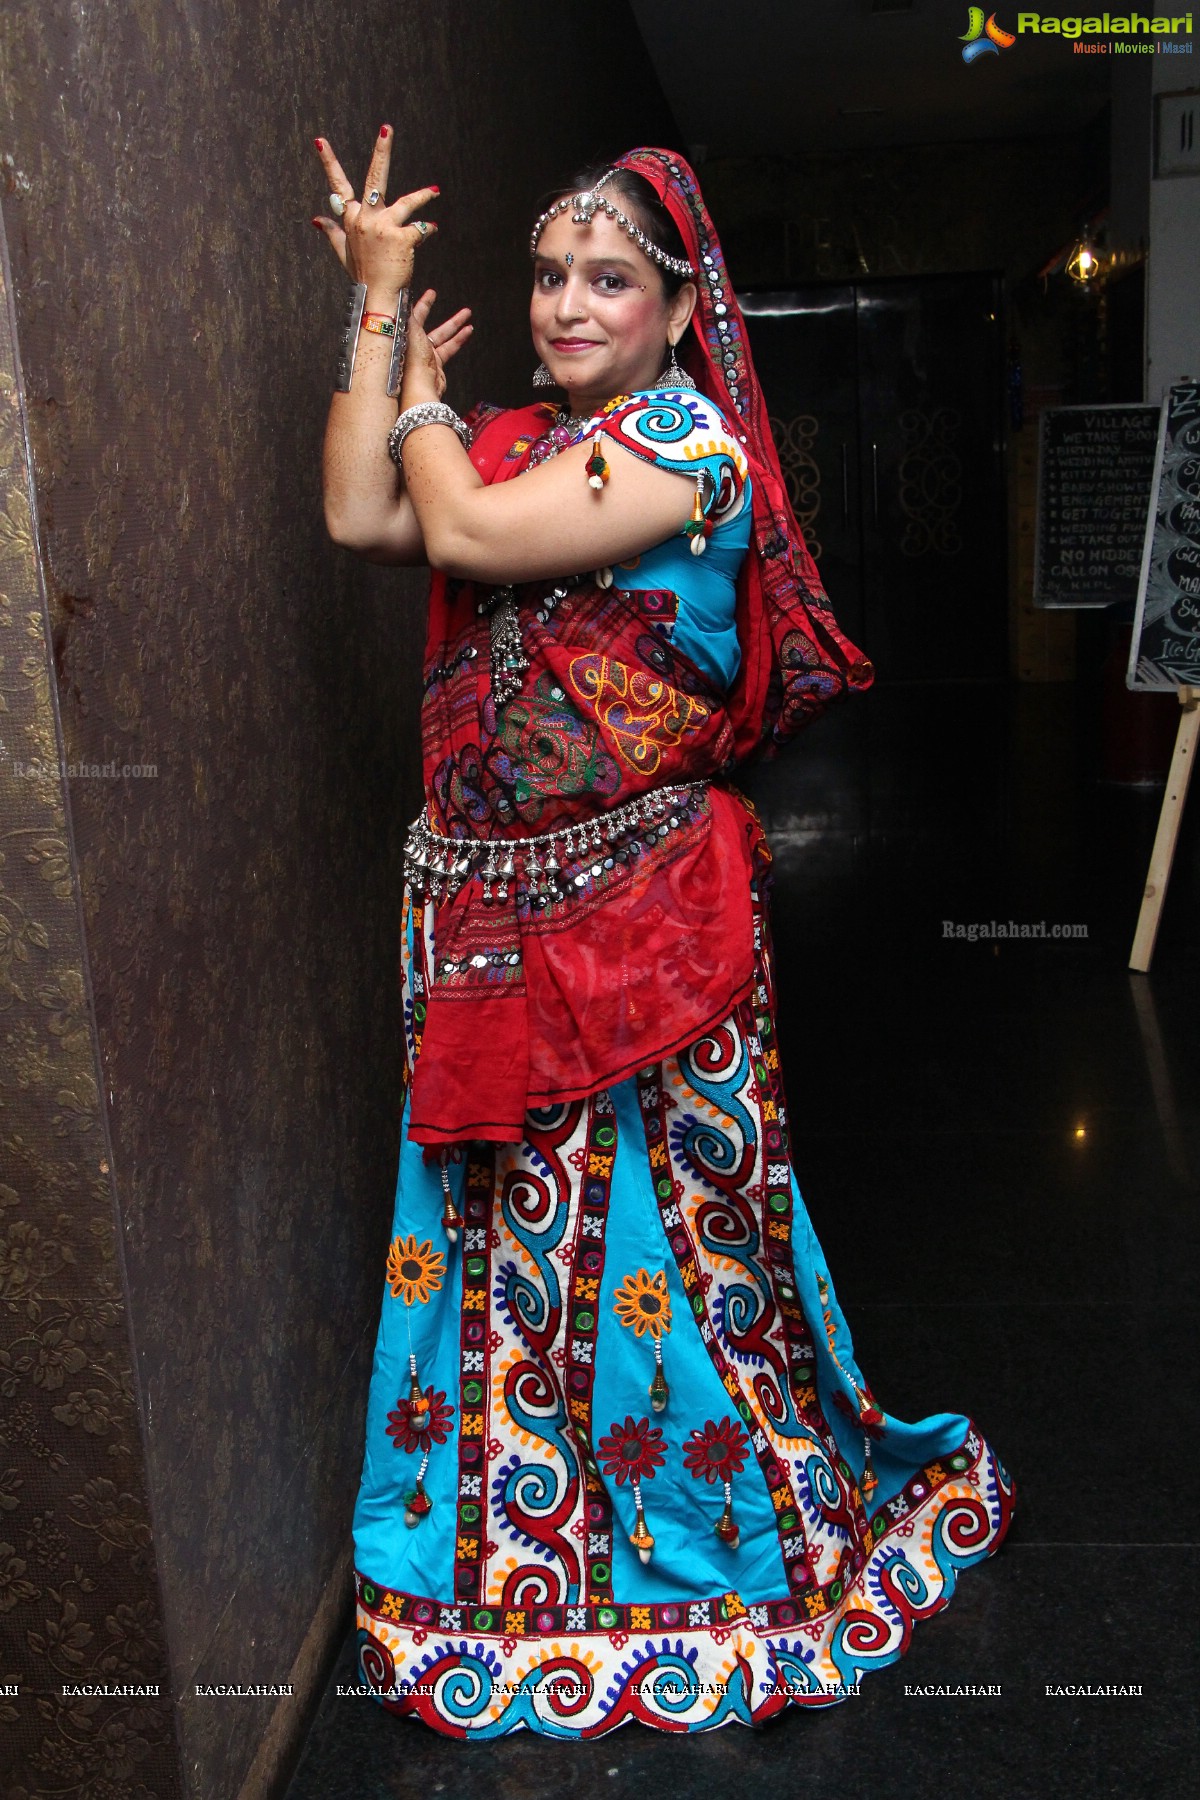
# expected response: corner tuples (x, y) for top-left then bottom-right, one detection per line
(613, 1268), (671, 1339)
(386, 1234), (446, 1306)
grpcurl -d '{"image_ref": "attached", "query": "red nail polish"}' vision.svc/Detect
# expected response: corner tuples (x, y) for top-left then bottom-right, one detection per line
(429, 184), (440, 195)
(379, 124), (389, 138)
(313, 137), (323, 150)
(311, 218), (324, 229)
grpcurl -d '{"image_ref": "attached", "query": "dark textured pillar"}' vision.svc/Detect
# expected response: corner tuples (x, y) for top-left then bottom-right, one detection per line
(0, 211), (182, 1800)
(0, 3), (676, 1795)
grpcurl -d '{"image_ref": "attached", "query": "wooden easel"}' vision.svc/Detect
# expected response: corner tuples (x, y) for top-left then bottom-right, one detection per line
(1129, 684), (1200, 972)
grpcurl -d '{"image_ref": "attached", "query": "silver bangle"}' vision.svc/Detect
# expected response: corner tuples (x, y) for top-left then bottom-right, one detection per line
(334, 280), (367, 391)
(385, 288), (410, 399)
(388, 402), (472, 465)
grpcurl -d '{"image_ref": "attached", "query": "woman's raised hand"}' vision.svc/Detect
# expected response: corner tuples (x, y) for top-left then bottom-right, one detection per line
(312, 126), (438, 300)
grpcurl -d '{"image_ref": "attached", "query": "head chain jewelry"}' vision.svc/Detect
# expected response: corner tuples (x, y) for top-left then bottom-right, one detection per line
(530, 169), (695, 279)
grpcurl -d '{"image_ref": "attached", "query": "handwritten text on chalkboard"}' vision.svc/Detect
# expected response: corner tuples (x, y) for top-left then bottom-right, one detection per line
(1128, 384), (1200, 690)
(1034, 405), (1160, 610)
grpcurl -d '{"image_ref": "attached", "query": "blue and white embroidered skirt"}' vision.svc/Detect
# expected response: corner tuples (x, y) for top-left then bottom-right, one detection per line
(351, 893), (1015, 1736)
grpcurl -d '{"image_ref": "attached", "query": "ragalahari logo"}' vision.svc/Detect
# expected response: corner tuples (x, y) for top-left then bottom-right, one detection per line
(960, 7), (1017, 58)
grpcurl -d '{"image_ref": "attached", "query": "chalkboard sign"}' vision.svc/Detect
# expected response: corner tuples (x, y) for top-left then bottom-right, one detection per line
(1033, 403), (1160, 610)
(1128, 383), (1200, 690)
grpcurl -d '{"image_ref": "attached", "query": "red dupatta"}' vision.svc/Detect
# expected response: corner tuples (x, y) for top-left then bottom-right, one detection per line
(610, 148), (874, 760)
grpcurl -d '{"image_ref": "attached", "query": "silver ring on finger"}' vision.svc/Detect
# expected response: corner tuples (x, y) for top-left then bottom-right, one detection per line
(366, 189), (381, 206)
(329, 191), (348, 218)
(414, 219), (430, 238)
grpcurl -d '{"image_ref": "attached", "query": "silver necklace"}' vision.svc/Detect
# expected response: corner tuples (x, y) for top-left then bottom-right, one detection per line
(479, 407), (602, 706)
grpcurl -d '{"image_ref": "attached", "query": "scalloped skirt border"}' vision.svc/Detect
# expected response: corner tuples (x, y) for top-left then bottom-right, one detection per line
(352, 1434), (1016, 1737)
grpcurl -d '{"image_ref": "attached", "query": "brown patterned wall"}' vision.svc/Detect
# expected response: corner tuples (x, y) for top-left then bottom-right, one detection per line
(0, 4), (675, 1796)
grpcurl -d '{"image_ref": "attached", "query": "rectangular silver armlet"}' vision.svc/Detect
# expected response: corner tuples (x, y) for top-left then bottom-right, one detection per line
(385, 288), (410, 399)
(334, 281), (368, 391)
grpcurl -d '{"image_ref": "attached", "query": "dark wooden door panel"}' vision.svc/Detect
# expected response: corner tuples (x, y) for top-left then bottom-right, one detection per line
(740, 275), (1008, 684)
(856, 274), (1007, 681)
(740, 286), (863, 647)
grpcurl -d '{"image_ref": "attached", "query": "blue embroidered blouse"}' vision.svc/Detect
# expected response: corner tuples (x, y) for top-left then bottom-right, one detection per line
(578, 388), (754, 690)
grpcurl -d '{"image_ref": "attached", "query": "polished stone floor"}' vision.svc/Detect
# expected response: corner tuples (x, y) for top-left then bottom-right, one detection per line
(284, 678), (1198, 1800)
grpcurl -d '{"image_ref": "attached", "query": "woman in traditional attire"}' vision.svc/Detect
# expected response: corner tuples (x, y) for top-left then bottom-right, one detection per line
(312, 133), (1015, 1738)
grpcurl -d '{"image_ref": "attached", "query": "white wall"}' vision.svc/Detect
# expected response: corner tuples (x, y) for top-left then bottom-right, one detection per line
(1147, 63), (1200, 400)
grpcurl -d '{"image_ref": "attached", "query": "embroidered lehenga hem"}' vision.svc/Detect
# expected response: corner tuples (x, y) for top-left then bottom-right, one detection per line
(353, 1427), (1014, 1735)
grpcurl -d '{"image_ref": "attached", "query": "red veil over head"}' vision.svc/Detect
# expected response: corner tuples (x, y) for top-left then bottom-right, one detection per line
(610, 147), (874, 762)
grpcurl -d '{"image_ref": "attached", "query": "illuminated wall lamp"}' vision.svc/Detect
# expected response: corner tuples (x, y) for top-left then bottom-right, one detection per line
(1065, 231), (1103, 285)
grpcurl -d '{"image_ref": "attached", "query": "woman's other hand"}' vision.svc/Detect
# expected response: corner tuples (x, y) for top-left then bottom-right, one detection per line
(311, 125), (438, 304)
(399, 289), (473, 408)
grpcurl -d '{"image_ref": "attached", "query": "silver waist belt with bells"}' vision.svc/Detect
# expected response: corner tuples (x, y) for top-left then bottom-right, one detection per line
(403, 780), (710, 908)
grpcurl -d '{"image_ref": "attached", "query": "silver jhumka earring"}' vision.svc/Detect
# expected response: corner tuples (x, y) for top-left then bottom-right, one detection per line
(532, 362), (556, 387)
(658, 339), (697, 390)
